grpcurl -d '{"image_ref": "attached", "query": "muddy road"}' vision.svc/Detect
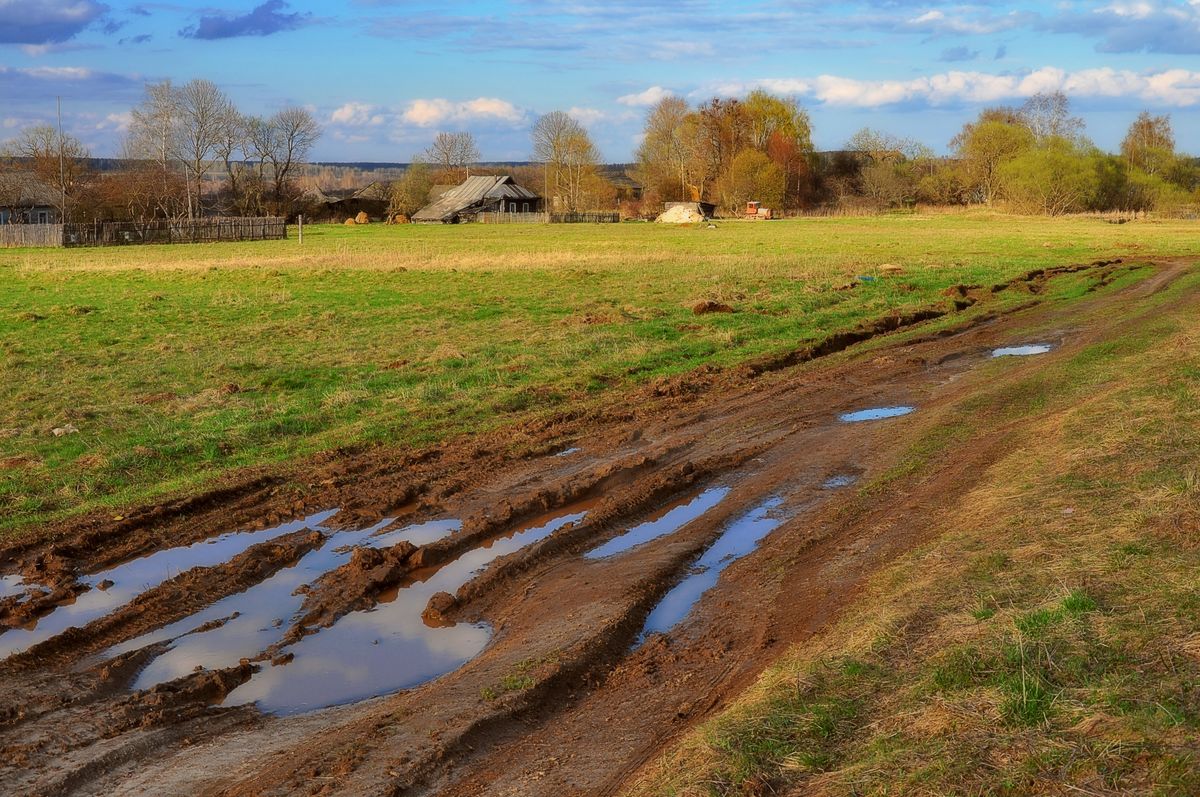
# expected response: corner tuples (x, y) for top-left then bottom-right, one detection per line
(0, 258), (1191, 796)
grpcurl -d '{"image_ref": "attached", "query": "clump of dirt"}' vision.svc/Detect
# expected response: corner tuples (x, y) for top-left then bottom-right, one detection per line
(691, 300), (734, 315)
(279, 539), (418, 645)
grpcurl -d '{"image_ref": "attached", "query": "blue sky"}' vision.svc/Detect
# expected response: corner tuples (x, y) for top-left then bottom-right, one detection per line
(2, 0), (1198, 162)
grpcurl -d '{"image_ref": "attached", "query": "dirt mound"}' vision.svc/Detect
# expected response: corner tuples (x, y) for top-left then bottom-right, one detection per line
(656, 204), (707, 224)
(692, 299), (734, 315)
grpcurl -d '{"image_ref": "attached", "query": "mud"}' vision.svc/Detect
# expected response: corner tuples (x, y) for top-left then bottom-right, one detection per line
(0, 257), (1190, 797)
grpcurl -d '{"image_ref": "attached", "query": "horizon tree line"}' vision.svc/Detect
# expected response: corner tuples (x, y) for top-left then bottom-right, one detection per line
(2, 82), (1197, 224)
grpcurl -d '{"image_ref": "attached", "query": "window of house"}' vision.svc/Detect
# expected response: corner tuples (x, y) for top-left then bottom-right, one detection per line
(38, 211), (48, 224)
(523, 203), (529, 212)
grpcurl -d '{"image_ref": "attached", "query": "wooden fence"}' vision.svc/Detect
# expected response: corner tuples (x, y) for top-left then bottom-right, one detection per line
(0, 224), (64, 248)
(0, 217), (287, 249)
(473, 211), (621, 225)
(550, 212), (620, 224)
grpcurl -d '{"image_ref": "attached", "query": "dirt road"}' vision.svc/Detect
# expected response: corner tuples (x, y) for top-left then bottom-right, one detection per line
(1, 258), (1191, 796)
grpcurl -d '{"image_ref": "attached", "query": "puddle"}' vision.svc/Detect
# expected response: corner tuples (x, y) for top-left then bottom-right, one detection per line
(218, 505), (590, 715)
(838, 406), (914, 423)
(992, 344), (1052, 357)
(0, 574), (27, 600)
(584, 487), (731, 560)
(638, 497), (784, 640)
(554, 447), (582, 457)
(0, 510), (340, 660)
(107, 517), (456, 677)
(822, 474), (858, 489)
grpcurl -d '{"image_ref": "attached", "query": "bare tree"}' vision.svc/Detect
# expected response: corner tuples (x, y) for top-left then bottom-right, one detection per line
(174, 79), (236, 217)
(532, 111), (601, 212)
(266, 107), (321, 210)
(635, 96), (692, 203)
(1019, 91), (1085, 144)
(6, 124), (91, 221)
(128, 80), (186, 218)
(214, 107), (250, 212)
(424, 132), (480, 180)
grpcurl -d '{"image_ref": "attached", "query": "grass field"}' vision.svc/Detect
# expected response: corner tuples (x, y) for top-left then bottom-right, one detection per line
(1, 212), (1196, 535)
(630, 267), (1200, 797)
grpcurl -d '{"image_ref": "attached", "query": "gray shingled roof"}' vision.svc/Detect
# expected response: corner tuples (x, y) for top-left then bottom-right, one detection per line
(411, 175), (538, 222)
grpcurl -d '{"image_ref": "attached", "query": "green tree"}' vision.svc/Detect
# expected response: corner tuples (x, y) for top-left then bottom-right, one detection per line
(952, 115), (1034, 205)
(718, 149), (785, 213)
(1121, 111), (1174, 177)
(388, 160), (433, 219)
(999, 138), (1098, 215)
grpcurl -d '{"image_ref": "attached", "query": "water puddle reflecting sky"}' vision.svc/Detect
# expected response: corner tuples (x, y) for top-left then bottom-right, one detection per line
(219, 506), (589, 715)
(838, 406), (915, 423)
(0, 510), (340, 660)
(992, 344), (1052, 357)
(638, 497), (785, 640)
(585, 487), (730, 560)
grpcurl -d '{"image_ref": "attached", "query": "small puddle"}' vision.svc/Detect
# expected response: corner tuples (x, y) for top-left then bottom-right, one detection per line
(584, 487), (731, 560)
(822, 474), (858, 489)
(992, 344), (1052, 357)
(108, 516), (456, 680)
(0, 574), (26, 600)
(218, 505), (591, 715)
(0, 510), (340, 660)
(638, 497), (784, 640)
(838, 406), (914, 423)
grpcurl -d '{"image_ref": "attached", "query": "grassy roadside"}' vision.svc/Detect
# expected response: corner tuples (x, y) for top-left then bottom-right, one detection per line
(627, 269), (1200, 795)
(1, 214), (1195, 535)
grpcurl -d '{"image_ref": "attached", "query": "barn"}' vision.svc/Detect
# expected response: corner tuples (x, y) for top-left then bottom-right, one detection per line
(412, 175), (541, 223)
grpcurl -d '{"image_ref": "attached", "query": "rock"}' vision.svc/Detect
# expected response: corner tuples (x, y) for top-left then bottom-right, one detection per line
(691, 300), (734, 316)
(51, 423), (79, 437)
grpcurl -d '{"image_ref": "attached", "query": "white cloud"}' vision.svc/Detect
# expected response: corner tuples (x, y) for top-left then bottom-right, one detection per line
(96, 112), (131, 132)
(400, 97), (524, 127)
(616, 86), (674, 107)
(702, 67), (1200, 108)
(330, 102), (384, 126)
(567, 106), (607, 126)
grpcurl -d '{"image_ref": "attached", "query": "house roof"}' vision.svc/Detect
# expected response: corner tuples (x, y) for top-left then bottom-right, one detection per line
(351, 181), (391, 202)
(0, 171), (60, 208)
(412, 175), (538, 222)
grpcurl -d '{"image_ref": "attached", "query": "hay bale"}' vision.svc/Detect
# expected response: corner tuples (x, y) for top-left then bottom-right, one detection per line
(355, 211), (370, 225)
(389, 214), (410, 225)
(344, 218), (357, 226)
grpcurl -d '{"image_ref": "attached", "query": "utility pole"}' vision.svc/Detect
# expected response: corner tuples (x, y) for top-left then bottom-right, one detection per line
(57, 97), (66, 223)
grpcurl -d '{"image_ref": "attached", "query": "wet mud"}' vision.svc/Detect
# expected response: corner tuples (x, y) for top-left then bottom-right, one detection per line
(0, 257), (1190, 797)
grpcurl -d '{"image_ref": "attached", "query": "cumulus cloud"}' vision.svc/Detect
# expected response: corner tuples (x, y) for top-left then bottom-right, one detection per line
(616, 86), (674, 106)
(0, 0), (109, 45)
(181, 0), (311, 40)
(0, 65), (143, 104)
(330, 102), (385, 126)
(702, 67), (1200, 108)
(400, 97), (525, 127)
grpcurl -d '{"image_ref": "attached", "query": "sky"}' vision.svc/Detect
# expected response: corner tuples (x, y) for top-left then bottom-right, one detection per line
(1, 0), (1198, 163)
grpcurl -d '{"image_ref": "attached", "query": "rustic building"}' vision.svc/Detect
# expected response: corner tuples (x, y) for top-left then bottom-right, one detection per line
(412, 175), (541, 223)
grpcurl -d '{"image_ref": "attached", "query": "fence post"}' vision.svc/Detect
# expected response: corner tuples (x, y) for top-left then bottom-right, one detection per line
(298, 214), (303, 244)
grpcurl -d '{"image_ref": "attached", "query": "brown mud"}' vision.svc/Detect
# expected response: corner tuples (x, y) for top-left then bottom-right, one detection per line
(0, 256), (1190, 796)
